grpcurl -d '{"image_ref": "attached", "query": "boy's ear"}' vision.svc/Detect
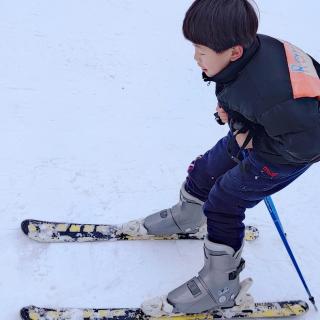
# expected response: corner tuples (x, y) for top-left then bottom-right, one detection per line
(230, 45), (244, 61)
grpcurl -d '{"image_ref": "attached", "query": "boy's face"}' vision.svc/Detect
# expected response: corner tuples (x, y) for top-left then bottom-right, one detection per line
(193, 44), (242, 77)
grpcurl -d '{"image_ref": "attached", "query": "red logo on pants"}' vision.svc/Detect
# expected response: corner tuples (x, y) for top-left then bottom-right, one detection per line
(262, 166), (278, 177)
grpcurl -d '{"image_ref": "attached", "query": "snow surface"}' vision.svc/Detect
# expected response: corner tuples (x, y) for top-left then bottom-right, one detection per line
(1, 0), (320, 319)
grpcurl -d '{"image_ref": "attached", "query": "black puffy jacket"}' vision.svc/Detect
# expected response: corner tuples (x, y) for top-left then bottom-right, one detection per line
(203, 34), (320, 165)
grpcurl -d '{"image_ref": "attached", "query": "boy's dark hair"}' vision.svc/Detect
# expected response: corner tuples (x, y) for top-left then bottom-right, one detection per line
(183, 0), (259, 53)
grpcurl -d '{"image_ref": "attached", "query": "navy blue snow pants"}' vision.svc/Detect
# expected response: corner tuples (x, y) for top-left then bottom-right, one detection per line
(185, 132), (311, 252)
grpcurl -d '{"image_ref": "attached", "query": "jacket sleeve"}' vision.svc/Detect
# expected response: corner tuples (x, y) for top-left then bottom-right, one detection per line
(254, 97), (320, 161)
(309, 54), (320, 76)
(258, 98), (319, 136)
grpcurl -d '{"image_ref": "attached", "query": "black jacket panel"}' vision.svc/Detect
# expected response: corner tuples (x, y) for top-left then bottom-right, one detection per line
(255, 97), (320, 163)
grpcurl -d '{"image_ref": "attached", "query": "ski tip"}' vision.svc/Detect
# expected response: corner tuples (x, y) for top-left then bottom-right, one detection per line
(21, 219), (31, 235)
(20, 306), (31, 320)
(21, 219), (43, 236)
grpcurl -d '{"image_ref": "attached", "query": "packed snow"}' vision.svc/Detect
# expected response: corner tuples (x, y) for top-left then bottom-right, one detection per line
(1, 0), (319, 319)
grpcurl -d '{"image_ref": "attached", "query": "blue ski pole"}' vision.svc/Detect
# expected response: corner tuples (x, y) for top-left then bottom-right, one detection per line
(264, 196), (317, 311)
(264, 196), (286, 236)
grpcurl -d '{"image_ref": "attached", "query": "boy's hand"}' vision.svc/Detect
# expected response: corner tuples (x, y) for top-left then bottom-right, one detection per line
(235, 131), (253, 149)
(216, 105), (228, 124)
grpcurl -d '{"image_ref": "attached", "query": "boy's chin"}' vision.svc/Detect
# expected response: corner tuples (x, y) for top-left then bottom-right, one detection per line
(203, 71), (213, 77)
(202, 69), (215, 77)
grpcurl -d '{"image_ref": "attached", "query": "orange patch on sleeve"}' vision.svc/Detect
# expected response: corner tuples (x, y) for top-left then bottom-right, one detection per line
(282, 41), (320, 100)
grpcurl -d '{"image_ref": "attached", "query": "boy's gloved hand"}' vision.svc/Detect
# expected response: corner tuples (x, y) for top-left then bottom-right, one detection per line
(215, 105), (229, 124)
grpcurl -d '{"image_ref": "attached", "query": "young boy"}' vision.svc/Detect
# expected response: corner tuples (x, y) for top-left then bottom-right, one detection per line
(142, 0), (320, 315)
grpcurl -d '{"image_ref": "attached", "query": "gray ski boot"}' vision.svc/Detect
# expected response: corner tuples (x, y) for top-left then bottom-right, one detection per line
(143, 182), (206, 236)
(167, 236), (245, 314)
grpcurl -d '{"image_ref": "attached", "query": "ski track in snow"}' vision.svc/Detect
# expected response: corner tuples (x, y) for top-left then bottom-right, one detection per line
(0, 0), (319, 319)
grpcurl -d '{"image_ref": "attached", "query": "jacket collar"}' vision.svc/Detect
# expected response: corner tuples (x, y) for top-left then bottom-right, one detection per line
(202, 36), (260, 85)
